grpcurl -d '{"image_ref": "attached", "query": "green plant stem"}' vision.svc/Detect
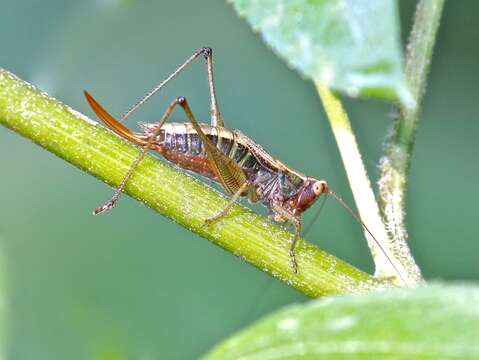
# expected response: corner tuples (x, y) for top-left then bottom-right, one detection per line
(0, 69), (387, 297)
(316, 84), (414, 286)
(377, 0), (445, 284)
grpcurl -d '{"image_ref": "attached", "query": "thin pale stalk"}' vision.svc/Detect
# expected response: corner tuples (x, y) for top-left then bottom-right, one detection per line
(0, 69), (386, 297)
(377, 0), (445, 284)
(316, 84), (414, 286)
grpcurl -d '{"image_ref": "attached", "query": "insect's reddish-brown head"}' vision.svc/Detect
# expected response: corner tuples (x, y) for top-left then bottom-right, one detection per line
(284, 178), (329, 216)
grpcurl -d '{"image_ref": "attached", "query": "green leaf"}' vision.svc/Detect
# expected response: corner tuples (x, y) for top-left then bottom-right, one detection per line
(229, 0), (413, 106)
(203, 284), (479, 359)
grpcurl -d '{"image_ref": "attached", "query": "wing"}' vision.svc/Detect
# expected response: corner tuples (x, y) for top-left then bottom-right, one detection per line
(188, 121), (248, 195)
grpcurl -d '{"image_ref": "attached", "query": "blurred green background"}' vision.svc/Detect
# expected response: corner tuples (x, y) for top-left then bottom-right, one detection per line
(0, 1), (477, 359)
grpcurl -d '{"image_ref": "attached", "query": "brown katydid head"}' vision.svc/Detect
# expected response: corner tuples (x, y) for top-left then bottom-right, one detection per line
(284, 178), (329, 216)
(285, 177), (409, 286)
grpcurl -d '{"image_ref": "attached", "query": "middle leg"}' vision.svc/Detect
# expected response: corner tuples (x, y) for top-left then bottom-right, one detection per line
(272, 204), (302, 273)
(203, 182), (249, 226)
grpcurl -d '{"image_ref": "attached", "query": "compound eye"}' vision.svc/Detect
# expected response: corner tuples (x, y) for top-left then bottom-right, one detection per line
(312, 181), (326, 196)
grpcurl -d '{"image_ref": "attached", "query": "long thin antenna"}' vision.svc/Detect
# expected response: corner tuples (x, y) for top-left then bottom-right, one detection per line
(328, 189), (408, 287)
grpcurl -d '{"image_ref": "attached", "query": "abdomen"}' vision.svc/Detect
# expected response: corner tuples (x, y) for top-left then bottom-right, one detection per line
(142, 122), (261, 181)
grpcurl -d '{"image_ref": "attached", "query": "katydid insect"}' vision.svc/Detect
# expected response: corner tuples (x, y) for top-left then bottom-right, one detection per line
(84, 47), (400, 277)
